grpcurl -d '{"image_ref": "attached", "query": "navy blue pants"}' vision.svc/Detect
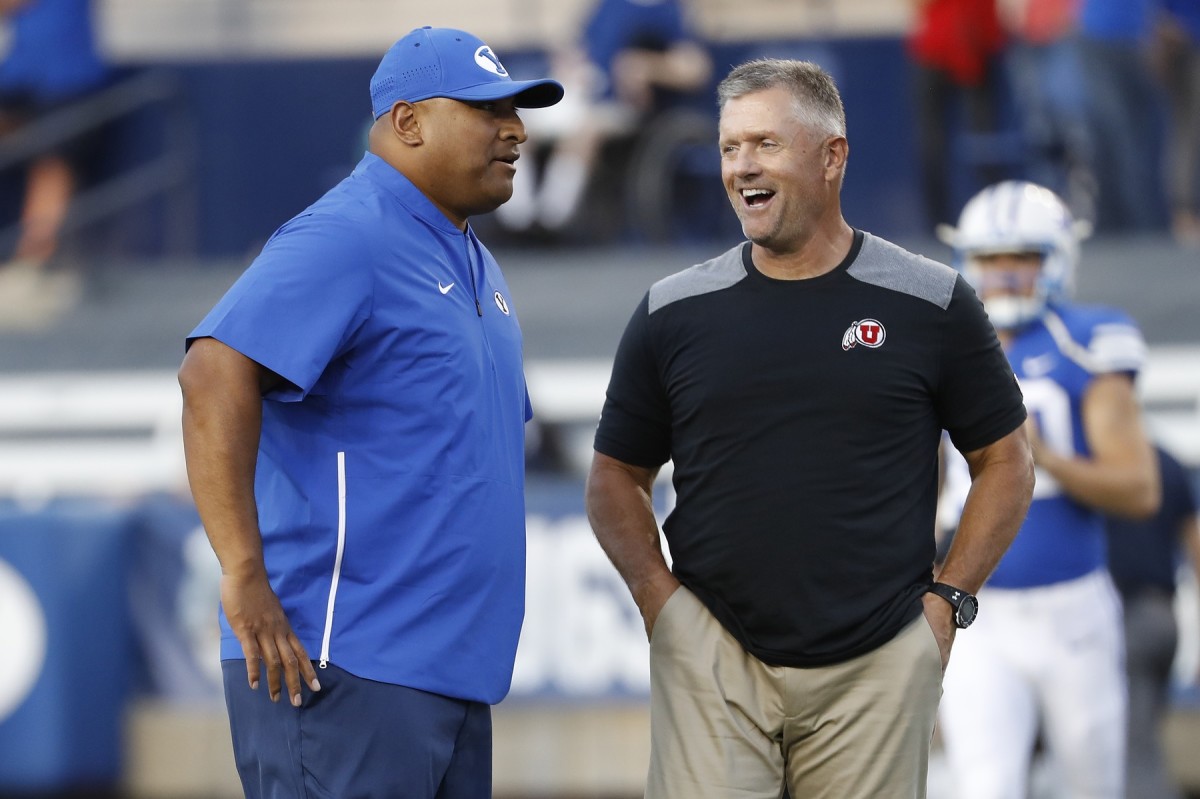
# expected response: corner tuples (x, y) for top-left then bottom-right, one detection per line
(222, 660), (492, 799)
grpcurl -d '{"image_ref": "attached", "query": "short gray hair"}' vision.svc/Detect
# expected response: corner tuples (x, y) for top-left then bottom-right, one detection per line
(717, 59), (846, 139)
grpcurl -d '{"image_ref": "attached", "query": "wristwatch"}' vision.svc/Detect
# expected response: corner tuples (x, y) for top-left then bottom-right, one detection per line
(927, 582), (979, 629)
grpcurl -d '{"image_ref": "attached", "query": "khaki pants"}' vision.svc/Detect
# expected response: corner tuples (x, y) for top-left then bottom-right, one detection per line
(646, 586), (942, 799)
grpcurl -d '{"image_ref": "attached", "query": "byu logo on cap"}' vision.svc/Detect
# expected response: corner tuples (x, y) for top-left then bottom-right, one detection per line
(370, 27), (563, 119)
(475, 46), (508, 76)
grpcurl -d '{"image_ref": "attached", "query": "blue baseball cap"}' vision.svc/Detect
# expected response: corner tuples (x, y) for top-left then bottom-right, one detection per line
(370, 27), (564, 118)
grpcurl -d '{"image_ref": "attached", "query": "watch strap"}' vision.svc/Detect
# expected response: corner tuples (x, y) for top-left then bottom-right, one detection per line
(928, 582), (969, 608)
(927, 581), (977, 628)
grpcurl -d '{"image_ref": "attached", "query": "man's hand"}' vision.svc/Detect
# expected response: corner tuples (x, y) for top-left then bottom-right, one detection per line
(921, 591), (957, 673)
(221, 569), (321, 706)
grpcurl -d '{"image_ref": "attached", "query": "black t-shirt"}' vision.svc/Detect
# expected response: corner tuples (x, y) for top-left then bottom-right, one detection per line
(594, 231), (1026, 666)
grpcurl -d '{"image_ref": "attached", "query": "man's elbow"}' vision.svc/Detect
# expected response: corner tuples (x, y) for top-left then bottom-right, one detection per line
(1124, 475), (1162, 520)
(178, 343), (229, 414)
(1018, 439), (1036, 504)
(995, 433), (1036, 516)
(1003, 430), (1036, 507)
(178, 346), (206, 405)
(585, 453), (654, 523)
(583, 453), (609, 523)
(584, 454), (619, 521)
(178, 338), (262, 406)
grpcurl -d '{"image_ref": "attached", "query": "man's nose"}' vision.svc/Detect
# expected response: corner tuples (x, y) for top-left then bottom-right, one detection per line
(501, 111), (527, 144)
(727, 147), (759, 177)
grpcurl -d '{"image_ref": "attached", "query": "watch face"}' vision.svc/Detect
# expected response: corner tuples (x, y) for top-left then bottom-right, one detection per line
(957, 596), (978, 628)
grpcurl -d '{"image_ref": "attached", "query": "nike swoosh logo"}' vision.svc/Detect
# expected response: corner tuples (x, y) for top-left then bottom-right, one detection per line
(1023, 353), (1057, 376)
(438, 281), (455, 295)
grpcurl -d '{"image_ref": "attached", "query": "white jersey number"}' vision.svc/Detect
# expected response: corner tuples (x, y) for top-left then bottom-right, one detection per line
(1020, 376), (1074, 500)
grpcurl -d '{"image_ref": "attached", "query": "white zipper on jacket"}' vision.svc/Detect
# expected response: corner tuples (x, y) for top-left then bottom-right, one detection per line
(319, 451), (348, 669)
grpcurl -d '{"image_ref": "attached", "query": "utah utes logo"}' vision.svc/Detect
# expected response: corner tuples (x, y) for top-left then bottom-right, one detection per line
(841, 319), (886, 350)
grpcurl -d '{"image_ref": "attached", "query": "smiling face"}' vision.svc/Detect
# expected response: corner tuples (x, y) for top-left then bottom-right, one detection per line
(718, 85), (845, 255)
(408, 96), (527, 227)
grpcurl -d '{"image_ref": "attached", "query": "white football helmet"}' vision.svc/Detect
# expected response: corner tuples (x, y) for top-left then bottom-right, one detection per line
(938, 181), (1091, 329)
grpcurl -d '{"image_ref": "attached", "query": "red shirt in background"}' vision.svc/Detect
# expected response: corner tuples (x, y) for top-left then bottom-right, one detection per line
(908, 0), (1007, 85)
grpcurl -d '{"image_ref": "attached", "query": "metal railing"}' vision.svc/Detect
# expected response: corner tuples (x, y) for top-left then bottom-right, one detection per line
(0, 69), (197, 257)
(0, 348), (1197, 500)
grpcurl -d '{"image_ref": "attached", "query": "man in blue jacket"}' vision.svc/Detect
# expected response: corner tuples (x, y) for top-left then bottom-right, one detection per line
(178, 27), (561, 798)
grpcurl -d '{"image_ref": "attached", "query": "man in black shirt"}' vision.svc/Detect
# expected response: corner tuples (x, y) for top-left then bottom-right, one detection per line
(586, 58), (1035, 798)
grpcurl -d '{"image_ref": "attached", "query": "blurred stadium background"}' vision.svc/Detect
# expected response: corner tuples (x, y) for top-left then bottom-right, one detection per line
(0, 1), (1198, 796)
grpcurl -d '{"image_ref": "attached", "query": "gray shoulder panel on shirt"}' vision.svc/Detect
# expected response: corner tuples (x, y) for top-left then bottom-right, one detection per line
(849, 233), (958, 310)
(648, 244), (747, 314)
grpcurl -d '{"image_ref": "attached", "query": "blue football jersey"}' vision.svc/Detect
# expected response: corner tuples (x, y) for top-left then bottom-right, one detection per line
(987, 301), (1146, 587)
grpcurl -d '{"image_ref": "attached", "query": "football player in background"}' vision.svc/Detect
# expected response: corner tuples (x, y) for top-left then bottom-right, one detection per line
(936, 180), (1161, 799)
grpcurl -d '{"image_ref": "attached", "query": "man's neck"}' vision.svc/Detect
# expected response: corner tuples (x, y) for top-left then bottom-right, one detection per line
(751, 220), (854, 281)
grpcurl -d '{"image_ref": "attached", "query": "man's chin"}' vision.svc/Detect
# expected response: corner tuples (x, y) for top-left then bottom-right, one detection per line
(743, 226), (779, 249)
(738, 214), (774, 243)
(476, 187), (515, 218)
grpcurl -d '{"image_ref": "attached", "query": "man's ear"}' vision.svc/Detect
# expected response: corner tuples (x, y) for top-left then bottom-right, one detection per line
(390, 101), (423, 146)
(825, 136), (848, 180)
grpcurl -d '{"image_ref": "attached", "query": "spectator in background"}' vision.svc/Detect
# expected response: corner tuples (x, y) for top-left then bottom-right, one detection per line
(0, 0), (111, 328)
(1076, 0), (1167, 232)
(1106, 444), (1200, 799)
(906, 0), (1008, 228)
(495, 0), (711, 238)
(1153, 0), (1200, 247)
(997, 0), (1098, 223)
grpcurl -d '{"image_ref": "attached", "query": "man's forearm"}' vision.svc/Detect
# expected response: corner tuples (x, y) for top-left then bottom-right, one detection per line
(940, 431), (1035, 593)
(1035, 448), (1159, 519)
(585, 454), (676, 614)
(1038, 373), (1161, 518)
(179, 342), (268, 576)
